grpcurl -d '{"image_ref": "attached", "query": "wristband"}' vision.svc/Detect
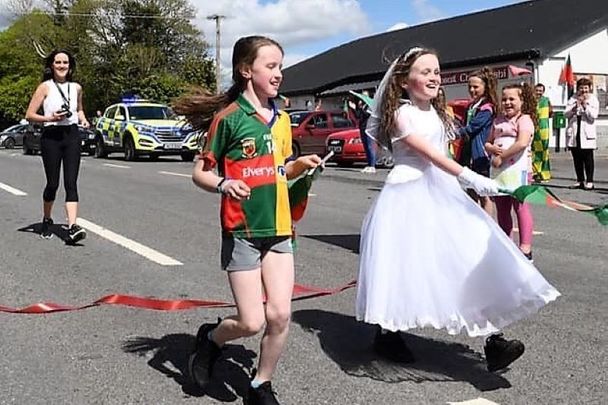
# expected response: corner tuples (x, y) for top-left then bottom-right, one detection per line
(216, 178), (227, 194)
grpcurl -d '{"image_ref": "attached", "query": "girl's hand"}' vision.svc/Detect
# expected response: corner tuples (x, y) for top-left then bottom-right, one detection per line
(290, 154), (323, 177)
(493, 147), (504, 157)
(485, 144), (499, 155)
(492, 156), (503, 168)
(81, 119), (90, 129)
(221, 179), (251, 200)
(297, 154), (323, 169)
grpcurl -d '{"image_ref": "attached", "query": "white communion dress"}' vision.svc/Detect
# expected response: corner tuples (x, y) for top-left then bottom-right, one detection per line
(355, 103), (560, 337)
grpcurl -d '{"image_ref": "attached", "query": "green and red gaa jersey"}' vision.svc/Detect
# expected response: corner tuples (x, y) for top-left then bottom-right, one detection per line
(202, 94), (293, 238)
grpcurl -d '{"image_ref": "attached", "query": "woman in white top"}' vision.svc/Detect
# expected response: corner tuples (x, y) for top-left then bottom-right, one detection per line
(564, 77), (600, 190)
(25, 50), (90, 243)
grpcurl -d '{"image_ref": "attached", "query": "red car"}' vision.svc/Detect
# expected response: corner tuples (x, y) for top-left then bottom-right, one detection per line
(289, 110), (357, 157)
(326, 128), (368, 167)
(325, 99), (470, 167)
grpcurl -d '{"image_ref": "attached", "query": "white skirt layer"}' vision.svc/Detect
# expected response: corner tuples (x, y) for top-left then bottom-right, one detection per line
(355, 165), (560, 337)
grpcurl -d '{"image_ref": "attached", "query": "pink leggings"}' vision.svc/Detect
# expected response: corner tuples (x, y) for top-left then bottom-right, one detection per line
(494, 196), (533, 246)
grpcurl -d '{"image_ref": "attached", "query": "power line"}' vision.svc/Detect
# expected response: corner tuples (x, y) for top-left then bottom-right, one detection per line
(4, 11), (195, 20)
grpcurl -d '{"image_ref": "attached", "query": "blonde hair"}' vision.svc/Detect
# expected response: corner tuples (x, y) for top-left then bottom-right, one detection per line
(173, 36), (284, 131)
(378, 48), (454, 149)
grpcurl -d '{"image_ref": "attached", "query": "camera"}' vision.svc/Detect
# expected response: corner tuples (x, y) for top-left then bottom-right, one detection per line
(58, 104), (72, 118)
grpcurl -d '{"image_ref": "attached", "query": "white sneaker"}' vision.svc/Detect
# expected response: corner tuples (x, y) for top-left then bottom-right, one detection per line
(361, 166), (376, 174)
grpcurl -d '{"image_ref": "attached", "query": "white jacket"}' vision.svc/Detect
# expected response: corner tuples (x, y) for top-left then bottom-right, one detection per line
(564, 94), (599, 149)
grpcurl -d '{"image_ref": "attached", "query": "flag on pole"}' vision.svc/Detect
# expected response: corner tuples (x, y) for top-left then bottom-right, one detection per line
(558, 54), (575, 98)
(501, 185), (608, 225)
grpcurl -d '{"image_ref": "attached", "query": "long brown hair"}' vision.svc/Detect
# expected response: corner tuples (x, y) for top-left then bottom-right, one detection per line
(468, 67), (498, 108)
(173, 36), (284, 131)
(378, 48), (454, 149)
(501, 82), (538, 127)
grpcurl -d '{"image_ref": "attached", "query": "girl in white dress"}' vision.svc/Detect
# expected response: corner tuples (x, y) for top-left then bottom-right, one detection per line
(356, 47), (560, 372)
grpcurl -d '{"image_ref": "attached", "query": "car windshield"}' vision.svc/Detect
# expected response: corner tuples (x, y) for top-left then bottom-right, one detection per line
(127, 106), (172, 120)
(2, 124), (22, 133)
(289, 112), (308, 126)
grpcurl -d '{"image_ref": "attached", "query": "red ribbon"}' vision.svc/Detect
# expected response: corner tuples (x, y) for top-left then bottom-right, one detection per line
(0, 280), (357, 314)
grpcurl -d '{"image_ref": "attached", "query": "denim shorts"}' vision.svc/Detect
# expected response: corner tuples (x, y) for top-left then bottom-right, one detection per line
(220, 236), (293, 271)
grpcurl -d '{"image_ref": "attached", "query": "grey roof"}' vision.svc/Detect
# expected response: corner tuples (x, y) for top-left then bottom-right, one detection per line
(318, 80), (379, 96)
(281, 0), (608, 95)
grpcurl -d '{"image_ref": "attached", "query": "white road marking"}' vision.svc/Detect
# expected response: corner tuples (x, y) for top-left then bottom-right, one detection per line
(158, 171), (190, 178)
(103, 163), (131, 169)
(308, 193), (317, 197)
(0, 182), (27, 196)
(77, 218), (183, 266)
(447, 398), (500, 405)
(512, 227), (544, 236)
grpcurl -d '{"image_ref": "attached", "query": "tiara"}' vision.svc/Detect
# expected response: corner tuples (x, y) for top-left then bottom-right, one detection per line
(401, 46), (425, 62)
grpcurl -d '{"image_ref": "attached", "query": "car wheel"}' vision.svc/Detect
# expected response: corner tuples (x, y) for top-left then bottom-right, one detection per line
(4, 137), (15, 149)
(291, 142), (301, 159)
(95, 136), (107, 158)
(124, 136), (137, 161)
(180, 152), (195, 162)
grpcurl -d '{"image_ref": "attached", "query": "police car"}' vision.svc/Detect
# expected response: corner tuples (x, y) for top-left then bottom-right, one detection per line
(94, 100), (199, 161)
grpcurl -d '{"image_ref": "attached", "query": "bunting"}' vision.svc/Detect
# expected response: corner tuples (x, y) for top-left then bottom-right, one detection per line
(501, 185), (608, 225)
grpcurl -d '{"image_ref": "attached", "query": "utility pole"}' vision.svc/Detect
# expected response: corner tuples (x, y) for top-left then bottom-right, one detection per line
(207, 14), (225, 94)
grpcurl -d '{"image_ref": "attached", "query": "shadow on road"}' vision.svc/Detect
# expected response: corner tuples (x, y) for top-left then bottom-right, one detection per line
(302, 234), (360, 254)
(122, 334), (256, 402)
(291, 309), (512, 392)
(17, 222), (85, 246)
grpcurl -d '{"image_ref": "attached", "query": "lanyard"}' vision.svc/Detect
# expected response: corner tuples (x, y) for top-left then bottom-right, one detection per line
(53, 81), (71, 109)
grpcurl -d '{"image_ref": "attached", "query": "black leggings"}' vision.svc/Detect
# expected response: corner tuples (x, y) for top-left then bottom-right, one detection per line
(41, 124), (81, 202)
(570, 147), (594, 183)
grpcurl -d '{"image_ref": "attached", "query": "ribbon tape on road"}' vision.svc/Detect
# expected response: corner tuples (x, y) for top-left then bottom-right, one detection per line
(0, 280), (357, 314)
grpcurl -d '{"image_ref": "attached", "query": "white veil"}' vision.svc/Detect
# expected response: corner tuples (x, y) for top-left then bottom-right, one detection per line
(365, 47), (424, 156)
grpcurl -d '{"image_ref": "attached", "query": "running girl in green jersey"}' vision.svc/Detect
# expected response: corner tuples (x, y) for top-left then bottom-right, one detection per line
(174, 36), (321, 405)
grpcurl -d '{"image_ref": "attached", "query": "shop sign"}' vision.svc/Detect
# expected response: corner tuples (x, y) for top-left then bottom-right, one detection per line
(441, 66), (509, 85)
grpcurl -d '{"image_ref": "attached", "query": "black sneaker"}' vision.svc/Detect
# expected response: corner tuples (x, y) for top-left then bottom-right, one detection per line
(67, 224), (87, 244)
(40, 217), (53, 239)
(188, 319), (222, 388)
(523, 251), (533, 262)
(246, 378), (280, 405)
(373, 328), (415, 363)
(484, 333), (525, 372)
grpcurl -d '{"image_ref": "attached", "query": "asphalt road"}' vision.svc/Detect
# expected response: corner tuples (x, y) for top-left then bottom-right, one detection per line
(0, 149), (606, 405)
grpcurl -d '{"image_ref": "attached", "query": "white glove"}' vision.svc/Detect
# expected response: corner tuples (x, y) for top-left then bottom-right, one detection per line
(457, 167), (499, 196)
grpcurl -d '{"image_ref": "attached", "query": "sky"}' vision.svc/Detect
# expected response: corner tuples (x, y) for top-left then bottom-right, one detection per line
(1, 0), (524, 82)
(191, 0), (524, 83)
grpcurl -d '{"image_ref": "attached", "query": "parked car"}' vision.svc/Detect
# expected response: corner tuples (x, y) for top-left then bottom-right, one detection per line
(325, 128), (393, 168)
(289, 110), (358, 157)
(23, 125), (96, 156)
(325, 99), (471, 167)
(0, 124), (29, 149)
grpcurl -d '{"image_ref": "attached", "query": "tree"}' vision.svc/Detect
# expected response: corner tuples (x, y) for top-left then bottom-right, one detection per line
(0, 0), (215, 126)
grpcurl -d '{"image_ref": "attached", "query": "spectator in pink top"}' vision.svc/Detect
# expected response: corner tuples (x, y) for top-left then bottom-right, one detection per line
(485, 83), (537, 261)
